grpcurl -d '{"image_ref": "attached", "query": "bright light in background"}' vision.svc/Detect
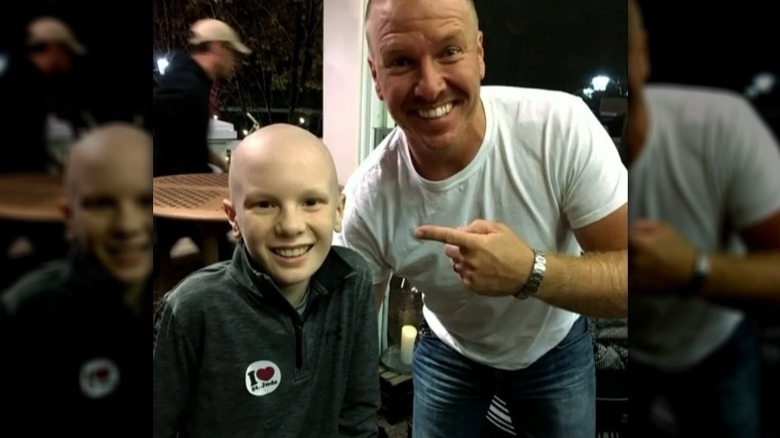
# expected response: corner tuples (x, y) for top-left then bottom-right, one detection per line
(243, 129), (249, 136)
(745, 71), (776, 98)
(157, 58), (169, 75)
(582, 87), (595, 98)
(753, 72), (775, 93)
(298, 116), (306, 125)
(591, 75), (610, 92)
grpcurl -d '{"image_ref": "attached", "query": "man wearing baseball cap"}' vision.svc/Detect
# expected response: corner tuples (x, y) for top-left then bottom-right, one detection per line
(154, 17), (250, 177)
(153, 18), (250, 270)
(26, 16), (87, 75)
(0, 16), (89, 277)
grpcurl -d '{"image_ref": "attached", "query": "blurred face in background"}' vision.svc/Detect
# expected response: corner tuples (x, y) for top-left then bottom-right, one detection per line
(211, 42), (239, 80)
(64, 126), (153, 287)
(29, 42), (73, 75)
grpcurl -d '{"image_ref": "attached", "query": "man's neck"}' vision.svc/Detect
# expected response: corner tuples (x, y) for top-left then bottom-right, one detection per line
(408, 99), (487, 181)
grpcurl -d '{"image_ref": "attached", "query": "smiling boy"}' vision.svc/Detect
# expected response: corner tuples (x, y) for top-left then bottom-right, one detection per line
(152, 124), (380, 438)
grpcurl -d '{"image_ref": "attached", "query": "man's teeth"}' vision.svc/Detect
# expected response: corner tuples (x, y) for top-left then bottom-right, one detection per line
(417, 103), (453, 119)
(273, 246), (311, 258)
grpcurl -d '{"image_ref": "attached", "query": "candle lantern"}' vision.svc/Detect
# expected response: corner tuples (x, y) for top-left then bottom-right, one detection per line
(380, 276), (423, 374)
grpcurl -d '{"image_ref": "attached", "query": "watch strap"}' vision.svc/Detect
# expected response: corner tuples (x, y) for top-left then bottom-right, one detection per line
(514, 249), (546, 300)
(682, 251), (709, 297)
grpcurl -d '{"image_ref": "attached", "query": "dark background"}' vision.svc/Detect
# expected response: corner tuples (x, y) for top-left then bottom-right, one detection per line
(637, 0), (779, 135)
(1, 0), (152, 125)
(476, 0), (626, 95)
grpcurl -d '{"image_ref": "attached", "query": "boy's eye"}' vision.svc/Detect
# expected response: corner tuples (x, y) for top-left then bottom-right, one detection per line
(257, 201), (274, 209)
(304, 198), (320, 207)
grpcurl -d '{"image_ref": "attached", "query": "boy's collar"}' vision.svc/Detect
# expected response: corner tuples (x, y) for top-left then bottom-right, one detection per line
(228, 241), (355, 300)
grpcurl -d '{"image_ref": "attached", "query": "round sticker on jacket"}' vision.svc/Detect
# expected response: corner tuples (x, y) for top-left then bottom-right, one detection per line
(245, 360), (281, 396)
(79, 358), (120, 399)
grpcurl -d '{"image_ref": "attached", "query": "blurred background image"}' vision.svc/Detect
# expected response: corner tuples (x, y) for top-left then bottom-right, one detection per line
(629, 0), (780, 437)
(1, 0), (151, 288)
(0, 1), (152, 436)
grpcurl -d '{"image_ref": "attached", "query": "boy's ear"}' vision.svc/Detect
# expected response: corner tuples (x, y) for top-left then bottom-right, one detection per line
(333, 192), (346, 233)
(222, 198), (242, 240)
(60, 197), (75, 241)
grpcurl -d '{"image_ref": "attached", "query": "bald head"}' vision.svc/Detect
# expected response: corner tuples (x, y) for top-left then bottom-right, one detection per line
(66, 123), (151, 198)
(62, 123), (153, 288)
(365, 0), (479, 55)
(229, 123), (338, 201)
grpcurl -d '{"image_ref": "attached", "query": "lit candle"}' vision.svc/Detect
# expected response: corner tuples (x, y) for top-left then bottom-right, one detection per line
(399, 325), (417, 365)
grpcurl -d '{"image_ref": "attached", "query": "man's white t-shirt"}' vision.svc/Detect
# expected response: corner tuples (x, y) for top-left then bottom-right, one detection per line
(629, 84), (780, 370)
(335, 86), (627, 369)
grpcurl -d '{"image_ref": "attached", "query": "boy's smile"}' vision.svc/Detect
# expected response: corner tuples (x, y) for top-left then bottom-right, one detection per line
(223, 124), (345, 304)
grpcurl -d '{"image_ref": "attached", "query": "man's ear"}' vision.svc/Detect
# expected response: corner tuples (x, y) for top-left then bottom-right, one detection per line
(368, 58), (384, 101)
(222, 199), (242, 241)
(477, 31), (485, 80)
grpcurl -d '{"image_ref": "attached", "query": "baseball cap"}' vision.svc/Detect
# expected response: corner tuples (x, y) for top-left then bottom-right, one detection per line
(27, 17), (87, 55)
(189, 19), (251, 55)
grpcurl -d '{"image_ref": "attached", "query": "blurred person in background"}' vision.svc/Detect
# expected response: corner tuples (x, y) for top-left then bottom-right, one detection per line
(0, 124), (153, 437)
(153, 18), (250, 270)
(627, 1), (780, 436)
(0, 16), (90, 290)
(153, 18), (249, 177)
(1, 16), (92, 175)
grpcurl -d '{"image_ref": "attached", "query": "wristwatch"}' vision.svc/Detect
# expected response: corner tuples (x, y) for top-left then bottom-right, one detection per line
(682, 251), (710, 297)
(514, 249), (546, 300)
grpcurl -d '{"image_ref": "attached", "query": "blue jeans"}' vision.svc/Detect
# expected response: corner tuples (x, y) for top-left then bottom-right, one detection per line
(412, 316), (596, 437)
(630, 318), (761, 437)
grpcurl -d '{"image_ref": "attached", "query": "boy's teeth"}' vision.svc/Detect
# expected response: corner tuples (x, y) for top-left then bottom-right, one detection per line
(417, 103), (453, 119)
(273, 246), (311, 258)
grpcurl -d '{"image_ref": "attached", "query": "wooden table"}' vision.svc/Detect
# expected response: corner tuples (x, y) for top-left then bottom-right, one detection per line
(0, 173), (64, 222)
(153, 173), (229, 265)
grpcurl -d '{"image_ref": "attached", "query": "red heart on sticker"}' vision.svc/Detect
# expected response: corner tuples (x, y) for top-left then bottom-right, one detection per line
(256, 367), (275, 381)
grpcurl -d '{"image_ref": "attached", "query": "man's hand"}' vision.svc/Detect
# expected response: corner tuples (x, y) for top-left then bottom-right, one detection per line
(414, 220), (534, 297)
(628, 219), (696, 293)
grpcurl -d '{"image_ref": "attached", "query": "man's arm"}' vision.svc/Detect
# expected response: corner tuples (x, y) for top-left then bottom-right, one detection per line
(530, 96), (628, 317)
(208, 149), (229, 172)
(708, 211), (780, 302)
(152, 300), (196, 438)
(533, 204), (628, 318)
(415, 205), (628, 318)
(630, 95), (780, 308)
(338, 269), (381, 437)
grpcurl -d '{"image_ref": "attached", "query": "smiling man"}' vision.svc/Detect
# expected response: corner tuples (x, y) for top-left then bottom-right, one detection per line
(0, 123), (153, 436)
(335, 0), (627, 436)
(152, 124), (380, 438)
